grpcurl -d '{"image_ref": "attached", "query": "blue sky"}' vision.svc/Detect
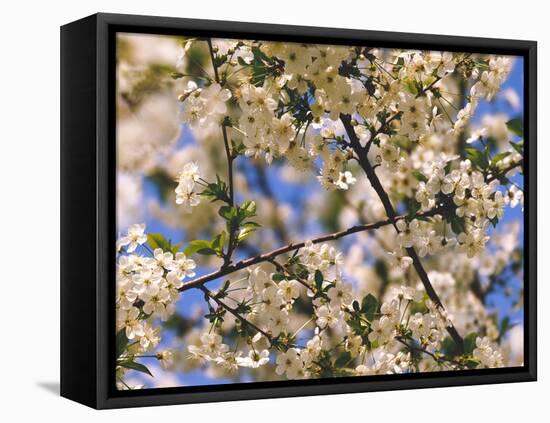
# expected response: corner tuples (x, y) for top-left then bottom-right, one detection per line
(473, 57), (525, 325)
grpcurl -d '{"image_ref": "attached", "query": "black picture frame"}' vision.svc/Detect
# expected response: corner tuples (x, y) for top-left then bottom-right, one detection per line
(60, 12), (537, 409)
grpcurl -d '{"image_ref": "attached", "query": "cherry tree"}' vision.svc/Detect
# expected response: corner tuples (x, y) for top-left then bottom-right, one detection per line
(115, 34), (524, 389)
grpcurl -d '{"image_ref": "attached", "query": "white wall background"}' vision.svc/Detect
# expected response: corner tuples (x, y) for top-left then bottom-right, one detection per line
(1, 0), (545, 420)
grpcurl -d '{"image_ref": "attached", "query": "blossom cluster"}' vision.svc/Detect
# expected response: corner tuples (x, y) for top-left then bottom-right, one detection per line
(179, 82), (232, 129)
(183, 242), (500, 380)
(174, 161), (201, 212)
(455, 57), (513, 133)
(176, 41), (514, 198)
(115, 223), (196, 387)
(473, 336), (504, 368)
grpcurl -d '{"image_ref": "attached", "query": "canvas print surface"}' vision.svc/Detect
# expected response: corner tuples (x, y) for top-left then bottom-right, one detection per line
(115, 33), (525, 390)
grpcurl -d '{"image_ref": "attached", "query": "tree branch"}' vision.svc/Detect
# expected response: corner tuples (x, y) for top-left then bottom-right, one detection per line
(340, 113), (464, 354)
(199, 285), (274, 345)
(182, 217), (394, 293)
(487, 160), (524, 184)
(394, 336), (461, 367)
(367, 111), (402, 154)
(179, 207), (445, 293)
(267, 257), (313, 291)
(206, 38), (234, 203)
(206, 38), (236, 264)
(417, 53), (472, 98)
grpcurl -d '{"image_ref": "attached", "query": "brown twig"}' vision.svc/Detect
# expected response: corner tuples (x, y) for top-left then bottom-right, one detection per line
(340, 113), (465, 354)
(487, 160), (524, 183)
(267, 258), (313, 291)
(206, 38), (237, 265)
(394, 336), (461, 367)
(179, 207), (444, 293)
(199, 285), (273, 344)
(180, 216), (391, 292)
(417, 53), (472, 98)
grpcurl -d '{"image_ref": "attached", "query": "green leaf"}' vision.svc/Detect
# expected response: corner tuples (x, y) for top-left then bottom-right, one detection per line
(361, 294), (378, 322)
(116, 329), (128, 358)
(218, 205), (237, 221)
(463, 357), (480, 369)
(439, 336), (456, 357)
(450, 216), (465, 235)
(334, 351), (352, 368)
(412, 170), (428, 183)
(492, 151), (511, 165)
(170, 242), (183, 254)
(333, 368), (355, 377)
(250, 47), (271, 86)
(498, 316), (515, 341)
(374, 260), (388, 283)
(423, 75), (436, 89)
(240, 200), (257, 218)
(463, 333), (478, 355)
(235, 143), (247, 155)
(145, 171), (174, 202)
(346, 315), (364, 337)
(201, 175), (230, 203)
(237, 56), (248, 66)
(215, 280), (231, 299)
(212, 231), (227, 252)
(196, 247), (217, 255)
(119, 360), (154, 377)
(237, 223), (258, 242)
(510, 140), (524, 156)
(402, 77), (419, 95)
(252, 45), (270, 63)
(407, 199), (421, 220)
(466, 147), (489, 170)
(183, 239), (213, 256)
(242, 221), (261, 228)
(147, 233), (171, 251)
(314, 270), (324, 290)
(506, 117), (523, 137)
(272, 273), (285, 282)
(221, 279), (231, 292)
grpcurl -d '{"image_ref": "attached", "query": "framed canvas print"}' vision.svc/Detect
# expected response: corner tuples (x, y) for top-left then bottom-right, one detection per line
(60, 13), (537, 409)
